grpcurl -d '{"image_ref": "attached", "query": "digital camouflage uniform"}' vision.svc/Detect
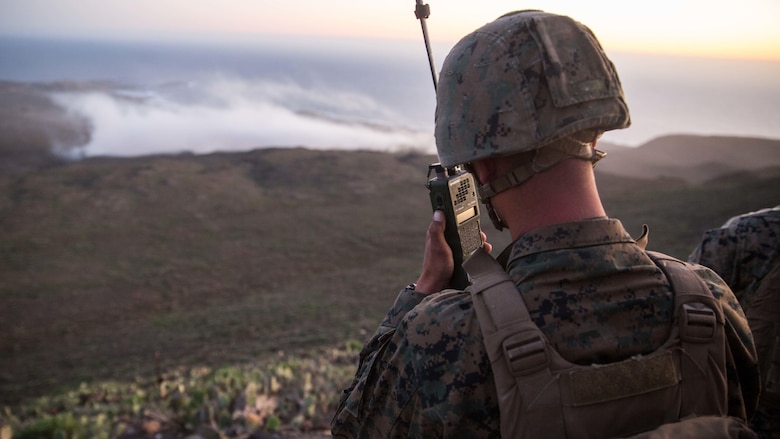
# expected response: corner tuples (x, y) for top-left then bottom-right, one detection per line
(332, 10), (760, 438)
(689, 206), (780, 438)
(332, 218), (760, 438)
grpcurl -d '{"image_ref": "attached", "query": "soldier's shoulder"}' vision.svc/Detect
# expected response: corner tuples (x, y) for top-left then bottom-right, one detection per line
(413, 289), (475, 321)
(400, 289), (477, 341)
(723, 206), (780, 235)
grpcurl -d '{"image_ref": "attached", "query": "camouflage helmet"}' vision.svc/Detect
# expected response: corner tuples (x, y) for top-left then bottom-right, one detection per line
(434, 10), (630, 167)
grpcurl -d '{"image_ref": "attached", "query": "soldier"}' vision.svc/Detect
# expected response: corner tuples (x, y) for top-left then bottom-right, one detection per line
(690, 206), (780, 439)
(332, 10), (760, 437)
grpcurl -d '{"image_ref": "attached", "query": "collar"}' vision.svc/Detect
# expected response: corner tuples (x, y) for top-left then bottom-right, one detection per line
(497, 217), (636, 267)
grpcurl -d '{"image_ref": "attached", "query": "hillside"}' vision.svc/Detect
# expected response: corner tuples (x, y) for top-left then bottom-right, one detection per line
(598, 134), (780, 183)
(2, 145), (779, 403)
(2, 80), (780, 437)
(0, 148), (435, 401)
(0, 81), (95, 174)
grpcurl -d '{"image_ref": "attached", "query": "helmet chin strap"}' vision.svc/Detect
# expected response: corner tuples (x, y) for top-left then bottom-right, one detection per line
(483, 199), (508, 231)
(475, 139), (606, 232)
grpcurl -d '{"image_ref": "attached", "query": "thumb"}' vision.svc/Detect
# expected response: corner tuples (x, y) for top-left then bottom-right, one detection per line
(432, 210), (445, 227)
(429, 210), (446, 237)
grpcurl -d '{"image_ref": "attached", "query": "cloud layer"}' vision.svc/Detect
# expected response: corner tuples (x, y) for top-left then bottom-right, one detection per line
(51, 76), (435, 158)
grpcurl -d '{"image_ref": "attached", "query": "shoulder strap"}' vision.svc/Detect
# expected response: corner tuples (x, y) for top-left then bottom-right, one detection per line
(646, 251), (728, 417)
(464, 247), (568, 438)
(465, 247), (730, 437)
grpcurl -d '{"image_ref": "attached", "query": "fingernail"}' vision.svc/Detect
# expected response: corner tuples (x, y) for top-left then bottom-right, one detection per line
(433, 210), (444, 222)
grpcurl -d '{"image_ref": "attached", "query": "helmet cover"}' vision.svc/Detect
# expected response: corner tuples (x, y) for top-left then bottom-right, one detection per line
(434, 10), (630, 167)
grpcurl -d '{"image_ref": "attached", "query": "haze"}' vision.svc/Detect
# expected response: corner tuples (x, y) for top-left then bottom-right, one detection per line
(2, 0), (778, 158)
(2, 0), (779, 61)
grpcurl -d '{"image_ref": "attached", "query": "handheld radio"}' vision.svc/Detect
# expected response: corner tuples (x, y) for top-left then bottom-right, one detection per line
(416, 2), (482, 289)
(426, 164), (482, 289)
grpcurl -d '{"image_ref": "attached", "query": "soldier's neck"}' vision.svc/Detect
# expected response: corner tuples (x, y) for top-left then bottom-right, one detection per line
(494, 159), (606, 241)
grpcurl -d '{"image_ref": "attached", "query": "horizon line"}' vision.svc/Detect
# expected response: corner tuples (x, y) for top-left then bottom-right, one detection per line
(2, 29), (779, 64)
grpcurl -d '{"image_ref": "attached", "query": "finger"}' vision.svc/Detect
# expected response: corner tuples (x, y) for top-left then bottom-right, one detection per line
(427, 211), (450, 258)
(480, 231), (493, 254)
(432, 210), (445, 229)
(416, 210), (454, 293)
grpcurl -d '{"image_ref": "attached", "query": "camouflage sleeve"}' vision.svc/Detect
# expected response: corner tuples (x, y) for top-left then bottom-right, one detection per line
(332, 287), (500, 438)
(690, 263), (761, 420)
(331, 287), (427, 438)
(688, 227), (738, 288)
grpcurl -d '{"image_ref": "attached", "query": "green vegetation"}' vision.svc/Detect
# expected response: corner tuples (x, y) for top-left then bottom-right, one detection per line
(1, 146), (778, 438)
(2, 344), (359, 438)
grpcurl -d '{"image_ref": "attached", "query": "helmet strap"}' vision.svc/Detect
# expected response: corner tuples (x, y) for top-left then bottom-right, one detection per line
(475, 139), (605, 231)
(484, 199), (508, 231)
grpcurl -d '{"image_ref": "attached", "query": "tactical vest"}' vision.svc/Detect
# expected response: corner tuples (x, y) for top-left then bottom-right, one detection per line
(746, 262), (780, 412)
(463, 247), (756, 438)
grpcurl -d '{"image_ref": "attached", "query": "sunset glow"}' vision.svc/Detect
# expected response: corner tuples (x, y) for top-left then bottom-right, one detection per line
(1, 0), (778, 60)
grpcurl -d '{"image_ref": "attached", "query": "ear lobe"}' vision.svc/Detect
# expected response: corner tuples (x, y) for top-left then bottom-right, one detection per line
(472, 159), (497, 185)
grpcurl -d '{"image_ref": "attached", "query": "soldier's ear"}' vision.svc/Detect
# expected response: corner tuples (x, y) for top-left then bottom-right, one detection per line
(471, 159), (496, 185)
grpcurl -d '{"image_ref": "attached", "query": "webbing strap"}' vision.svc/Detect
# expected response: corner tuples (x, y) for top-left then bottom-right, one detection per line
(465, 246), (729, 437)
(476, 141), (605, 199)
(465, 248), (567, 438)
(647, 251), (728, 417)
(466, 248), (552, 375)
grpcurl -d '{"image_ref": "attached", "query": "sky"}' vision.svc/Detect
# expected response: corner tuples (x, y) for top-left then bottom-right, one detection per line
(1, 0), (779, 61)
(1, 0), (778, 157)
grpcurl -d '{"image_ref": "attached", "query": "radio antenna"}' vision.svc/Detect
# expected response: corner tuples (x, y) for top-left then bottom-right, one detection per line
(414, 1), (438, 92)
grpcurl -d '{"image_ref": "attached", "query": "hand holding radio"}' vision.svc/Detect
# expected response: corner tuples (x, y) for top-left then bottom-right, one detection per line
(424, 164), (485, 290)
(415, 208), (491, 294)
(415, 210), (454, 294)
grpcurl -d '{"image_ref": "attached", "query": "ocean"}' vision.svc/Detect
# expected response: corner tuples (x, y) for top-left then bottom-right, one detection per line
(1, 34), (779, 157)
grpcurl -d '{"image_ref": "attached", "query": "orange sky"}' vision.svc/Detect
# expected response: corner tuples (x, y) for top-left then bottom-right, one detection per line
(1, 0), (779, 61)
